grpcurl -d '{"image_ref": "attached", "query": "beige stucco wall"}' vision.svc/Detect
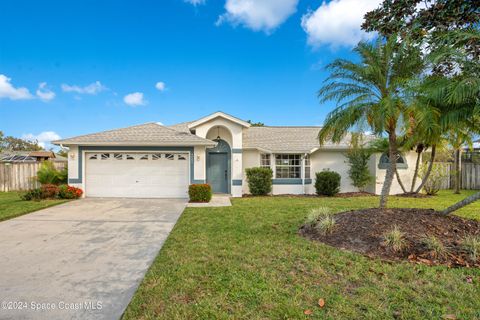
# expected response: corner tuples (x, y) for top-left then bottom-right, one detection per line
(307, 150), (359, 194)
(193, 117), (245, 196)
(373, 151), (420, 195)
(241, 148), (419, 196)
(193, 146), (206, 182)
(242, 149), (261, 194)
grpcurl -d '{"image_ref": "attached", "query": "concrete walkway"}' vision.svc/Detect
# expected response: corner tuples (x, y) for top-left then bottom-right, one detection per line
(187, 194), (232, 207)
(0, 198), (186, 320)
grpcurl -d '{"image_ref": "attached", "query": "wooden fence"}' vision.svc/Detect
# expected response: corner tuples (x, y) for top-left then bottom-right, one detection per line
(0, 162), (66, 192)
(435, 162), (480, 190)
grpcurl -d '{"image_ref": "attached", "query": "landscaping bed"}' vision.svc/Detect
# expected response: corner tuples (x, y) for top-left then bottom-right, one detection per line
(300, 208), (480, 267)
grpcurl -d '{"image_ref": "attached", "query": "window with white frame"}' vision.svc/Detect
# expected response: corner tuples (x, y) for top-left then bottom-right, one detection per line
(275, 154), (301, 179)
(260, 154), (271, 168)
(304, 154), (311, 179)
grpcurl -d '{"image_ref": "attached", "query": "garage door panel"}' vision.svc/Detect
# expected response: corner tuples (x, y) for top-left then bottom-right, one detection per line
(85, 152), (189, 198)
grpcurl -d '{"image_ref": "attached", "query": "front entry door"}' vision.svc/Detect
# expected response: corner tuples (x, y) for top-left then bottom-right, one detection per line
(207, 153), (228, 193)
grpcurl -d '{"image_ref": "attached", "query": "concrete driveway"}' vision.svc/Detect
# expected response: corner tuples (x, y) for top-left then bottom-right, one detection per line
(0, 198), (186, 320)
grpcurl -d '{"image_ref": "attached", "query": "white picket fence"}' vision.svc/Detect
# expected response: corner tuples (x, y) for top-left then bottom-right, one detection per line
(0, 162), (67, 192)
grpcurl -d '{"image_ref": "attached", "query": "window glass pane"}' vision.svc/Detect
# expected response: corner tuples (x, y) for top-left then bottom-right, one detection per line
(178, 154), (187, 160)
(101, 153), (110, 160)
(114, 153), (123, 160)
(126, 154), (134, 160)
(140, 154), (149, 160)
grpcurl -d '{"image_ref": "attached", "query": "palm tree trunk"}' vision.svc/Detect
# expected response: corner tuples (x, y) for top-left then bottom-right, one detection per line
(395, 168), (407, 193)
(454, 148), (461, 194)
(380, 132), (397, 208)
(415, 145), (437, 194)
(410, 148), (422, 192)
(441, 191), (480, 215)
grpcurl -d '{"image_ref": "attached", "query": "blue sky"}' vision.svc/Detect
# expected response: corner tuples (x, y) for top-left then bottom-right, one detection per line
(0, 0), (380, 149)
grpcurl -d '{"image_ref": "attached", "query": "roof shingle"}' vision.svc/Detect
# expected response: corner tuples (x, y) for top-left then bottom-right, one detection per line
(53, 123), (215, 146)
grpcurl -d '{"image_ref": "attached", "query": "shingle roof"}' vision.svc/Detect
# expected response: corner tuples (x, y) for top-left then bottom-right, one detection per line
(53, 123), (216, 146)
(242, 126), (372, 153)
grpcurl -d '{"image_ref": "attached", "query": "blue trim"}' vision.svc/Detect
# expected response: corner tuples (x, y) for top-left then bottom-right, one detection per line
(232, 148), (243, 154)
(232, 179), (242, 186)
(273, 178), (303, 185)
(192, 179), (206, 184)
(71, 146), (195, 184)
(304, 178), (312, 184)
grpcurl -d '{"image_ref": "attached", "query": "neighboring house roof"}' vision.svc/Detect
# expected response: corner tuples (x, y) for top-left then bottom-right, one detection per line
(242, 126), (365, 153)
(188, 111), (251, 129)
(0, 150), (65, 162)
(52, 122), (216, 146)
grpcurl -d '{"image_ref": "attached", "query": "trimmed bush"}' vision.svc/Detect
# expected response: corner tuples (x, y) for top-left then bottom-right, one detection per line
(245, 167), (273, 196)
(41, 184), (60, 198)
(21, 188), (45, 201)
(58, 185), (83, 199)
(188, 184), (212, 202)
(314, 170), (341, 196)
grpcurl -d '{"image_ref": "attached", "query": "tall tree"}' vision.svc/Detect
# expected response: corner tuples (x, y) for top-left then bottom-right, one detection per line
(0, 131), (43, 151)
(317, 37), (423, 207)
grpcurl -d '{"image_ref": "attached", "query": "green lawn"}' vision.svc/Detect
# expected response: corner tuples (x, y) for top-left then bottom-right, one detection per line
(124, 190), (480, 320)
(0, 192), (69, 222)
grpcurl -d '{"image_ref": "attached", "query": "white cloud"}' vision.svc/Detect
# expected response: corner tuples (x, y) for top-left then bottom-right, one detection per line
(184, 0), (205, 5)
(155, 81), (166, 91)
(36, 82), (55, 102)
(0, 74), (33, 100)
(301, 0), (381, 48)
(217, 0), (298, 33)
(123, 92), (147, 106)
(22, 131), (61, 150)
(61, 81), (107, 95)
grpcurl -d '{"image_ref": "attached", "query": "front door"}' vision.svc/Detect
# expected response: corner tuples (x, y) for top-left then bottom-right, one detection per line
(207, 152), (229, 193)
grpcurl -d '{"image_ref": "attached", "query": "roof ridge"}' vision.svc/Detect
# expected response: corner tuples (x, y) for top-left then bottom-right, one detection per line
(53, 122), (160, 143)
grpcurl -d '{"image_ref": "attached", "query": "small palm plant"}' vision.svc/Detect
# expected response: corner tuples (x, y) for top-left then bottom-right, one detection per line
(422, 235), (448, 258)
(305, 207), (332, 226)
(462, 236), (480, 261)
(383, 226), (407, 252)
(315, 215), (336, 235)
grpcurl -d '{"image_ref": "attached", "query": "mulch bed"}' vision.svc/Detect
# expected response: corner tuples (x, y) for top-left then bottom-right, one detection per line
(395, 192), (432, 198)
(242, 192), (375, 198)
(300, 208), (480, 267)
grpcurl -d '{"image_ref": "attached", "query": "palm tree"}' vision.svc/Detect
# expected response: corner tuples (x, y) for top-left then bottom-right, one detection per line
(317, 37), (423, 207)
(431, 29), (480, 214)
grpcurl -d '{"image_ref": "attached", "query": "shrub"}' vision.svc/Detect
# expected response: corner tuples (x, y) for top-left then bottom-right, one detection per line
(344, 136), (374, 191)
(315, 215), (336, 235)
(40, 184), (60, 199)
(418, 163), (449, 195)
(383, 226), (407, 252)
(37, 161), (67, 185)
(305, 207), (332, 226)
(20, 188), (44, 201)
(422, 235), (447, 258)
(314, 170), (341, 196)
(245, 167), (273, 196)
(462, 235), (480, 261)
(58, 185), (83, 199)
(188, 184), (212, 202)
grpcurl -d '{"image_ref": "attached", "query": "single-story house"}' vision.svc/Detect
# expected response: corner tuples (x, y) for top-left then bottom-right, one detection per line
(0, 151), (67, 163)
(52, 112), (418, 198)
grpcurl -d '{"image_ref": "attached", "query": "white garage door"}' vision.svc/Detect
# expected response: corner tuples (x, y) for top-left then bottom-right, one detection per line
(85, 152), (189, 198)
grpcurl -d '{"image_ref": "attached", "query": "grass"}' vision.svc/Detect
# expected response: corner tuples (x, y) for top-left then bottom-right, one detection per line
(0, 191), (69, 222)
(123, 190), (480, 319)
